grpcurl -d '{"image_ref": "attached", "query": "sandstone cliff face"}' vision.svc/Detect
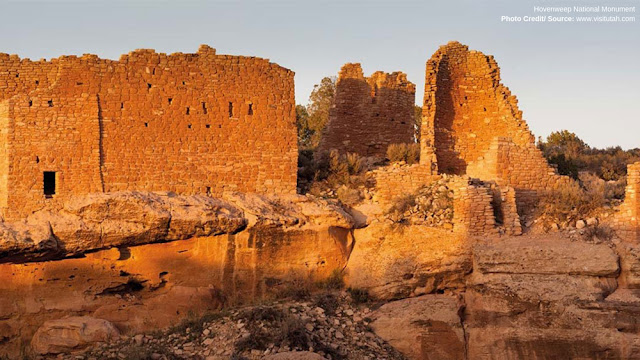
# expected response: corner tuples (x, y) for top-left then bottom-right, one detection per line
(0, 191), (354, 263)
(0, 191), (355, 357)
(3, 192), (640, 359)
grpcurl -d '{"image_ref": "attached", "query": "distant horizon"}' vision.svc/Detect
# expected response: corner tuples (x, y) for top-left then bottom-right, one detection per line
(1, 0), (638, 149)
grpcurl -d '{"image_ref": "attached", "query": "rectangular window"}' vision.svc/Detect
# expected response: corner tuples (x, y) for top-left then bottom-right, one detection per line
(228, 102), (233, 118)
(248, 103), (253, 115)
(43, 172), (56, 198)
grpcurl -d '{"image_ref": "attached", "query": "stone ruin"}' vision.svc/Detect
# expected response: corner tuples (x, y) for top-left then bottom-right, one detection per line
(318, 63), (416, 157)
(0, 45), (297, 220)
(0, 41), (636, 239)
(421, 41), (571, 207)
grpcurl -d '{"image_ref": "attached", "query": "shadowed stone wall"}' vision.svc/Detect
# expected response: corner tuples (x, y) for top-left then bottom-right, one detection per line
(319, 63), (415, 158)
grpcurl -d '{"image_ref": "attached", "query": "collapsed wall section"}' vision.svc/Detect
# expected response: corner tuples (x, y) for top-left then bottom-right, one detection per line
(319, 63), (415, 157)
(0, 45), (297, 219)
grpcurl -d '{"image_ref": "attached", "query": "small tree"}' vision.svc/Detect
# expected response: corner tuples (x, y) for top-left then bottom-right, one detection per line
(304, 76), (336, 149)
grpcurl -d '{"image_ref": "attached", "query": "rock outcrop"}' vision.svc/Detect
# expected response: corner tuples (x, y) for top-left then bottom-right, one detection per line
(0, 191), (354, 263)
(371, 295), (465, 360)
(345, 223), (471, 299)
(31, 317), (119, 355)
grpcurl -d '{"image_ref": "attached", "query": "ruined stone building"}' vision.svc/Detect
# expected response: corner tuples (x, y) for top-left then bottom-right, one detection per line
(0, 45), (297, 220)
(420, 41), (571, 208)
(318, 63), (416, 157)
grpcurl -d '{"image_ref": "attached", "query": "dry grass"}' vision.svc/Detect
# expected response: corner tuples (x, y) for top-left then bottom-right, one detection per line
(536, 184), (605, 228)
(386, 143), (420, 164)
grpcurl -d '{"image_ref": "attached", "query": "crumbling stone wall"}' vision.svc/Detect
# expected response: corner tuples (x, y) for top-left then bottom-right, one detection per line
(370, 164), (435, 204)
(611, 162), (640, 242)
(451, 178), (497, 236)
(466, 137), (572, 208)
(319, 63), (415, 157)
(421, 42), (570, 210)
(0, 45), (297, 219)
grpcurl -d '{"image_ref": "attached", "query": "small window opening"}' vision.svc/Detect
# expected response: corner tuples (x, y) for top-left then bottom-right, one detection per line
(182, 81), (186, 85)
(483, 107), (487, 112)
(48, 100), (53, 107)
(202, 102), (207, 114)
(144, 122), (148, 127)
(186, 107), (190, 115)
(147, 83), (152, 89)
(206, 186), (212, 195)
(28, 100), (32, 107)
(15, 74), (19, 78)
(228, 102), (233, 117)
(35, 80), (39, 85)
(248, 103), (253, 115)
(152, 68), (156, 75)
(206, 124), (211, 129)
(188, 124), (192, 129)
(121, 103), (124, 109)
(43, 172), (56, 198)
(35, 156), (40, 163)
(76, 82), (83, 86)
(168, 98), (173, 104)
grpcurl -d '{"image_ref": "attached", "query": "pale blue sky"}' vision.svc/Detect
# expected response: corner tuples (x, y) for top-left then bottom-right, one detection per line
(1, 0), (638, 149)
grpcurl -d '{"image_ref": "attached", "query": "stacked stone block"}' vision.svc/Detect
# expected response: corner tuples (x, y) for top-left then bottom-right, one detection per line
(611, 162), (640, 241)
(319, 63), (416, 158)
(370, 164), (436, 204)
(466, 137), (572, 209)
(0, 45), (297, 219)
(451, 178), (498, 236)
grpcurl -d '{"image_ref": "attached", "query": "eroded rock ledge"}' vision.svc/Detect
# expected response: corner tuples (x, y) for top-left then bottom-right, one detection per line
(0, 191), (354, 263)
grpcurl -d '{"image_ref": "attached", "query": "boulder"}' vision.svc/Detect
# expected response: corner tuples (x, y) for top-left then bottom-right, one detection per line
(31, 316), (120, 354)
(370, 295), (464, 360)
(345, 223), (471, 299)
(0, 220), (57, 262)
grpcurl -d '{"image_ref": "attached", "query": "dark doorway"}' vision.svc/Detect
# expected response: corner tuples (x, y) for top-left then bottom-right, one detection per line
(43, 171), (56, 198)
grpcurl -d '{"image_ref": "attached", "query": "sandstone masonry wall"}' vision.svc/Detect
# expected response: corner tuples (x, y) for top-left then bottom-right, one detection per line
(0, 45), (297, 219)
(319, 63), (415, 157)
(466, 137), (572, 208)
(421, 42), (571, 210)
(451, 178), (498, 236)
(611, 162), (640, 241)
(370, 164), (435, 204)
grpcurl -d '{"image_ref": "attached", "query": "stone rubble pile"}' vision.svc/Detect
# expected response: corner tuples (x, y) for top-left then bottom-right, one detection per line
(54, 293), (405, 360)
